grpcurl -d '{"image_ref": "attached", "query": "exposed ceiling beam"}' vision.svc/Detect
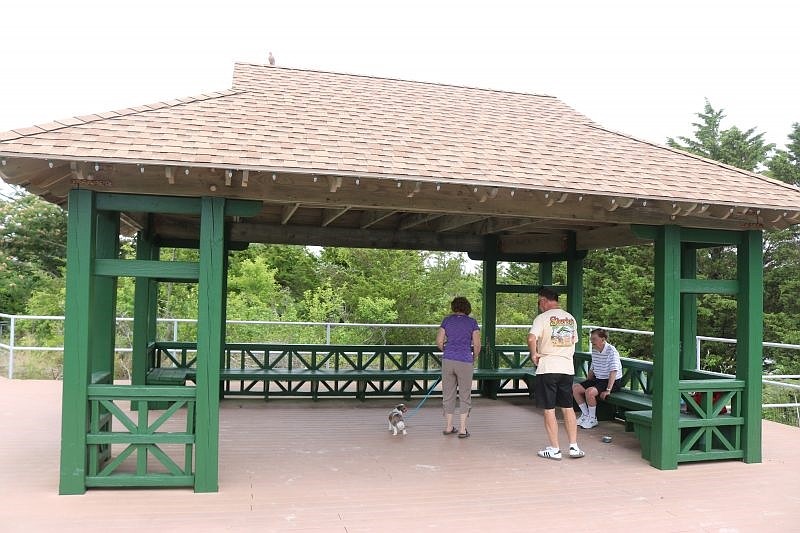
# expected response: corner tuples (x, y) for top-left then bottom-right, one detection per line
(398, 212), (443, 230)
(281, 203), (300, 225)
(436, 214), (487, 232)
(360, 209), (397, 229)
(228, 222), (486, 252)
(321, 206), (351, 227)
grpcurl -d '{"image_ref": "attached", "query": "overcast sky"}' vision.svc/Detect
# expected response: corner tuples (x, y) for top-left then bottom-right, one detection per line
(1, 0), (798, 162)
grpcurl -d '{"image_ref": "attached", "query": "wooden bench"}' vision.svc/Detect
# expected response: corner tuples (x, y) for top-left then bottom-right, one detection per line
(146, 367), (192, 385)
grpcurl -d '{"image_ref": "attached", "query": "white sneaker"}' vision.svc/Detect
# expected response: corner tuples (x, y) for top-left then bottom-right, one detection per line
(537, 446), (562, 460)
(579, 416), (599, 429)
(569, 446), (586, 458)
(577, 413), (589, 426)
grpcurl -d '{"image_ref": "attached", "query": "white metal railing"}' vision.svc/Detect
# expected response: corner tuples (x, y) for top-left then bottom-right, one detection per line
(1, 313), (798, 397)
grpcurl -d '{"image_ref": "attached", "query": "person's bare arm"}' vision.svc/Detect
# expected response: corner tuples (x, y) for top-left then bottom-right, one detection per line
(471, 329), (481, 362)
(436, 327), (446, 351)
(527, 333), (539, 366)
(600, 370), (617, 400)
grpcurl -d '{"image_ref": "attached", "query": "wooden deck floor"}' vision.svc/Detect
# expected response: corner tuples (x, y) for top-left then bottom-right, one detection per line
(1, 377), (798, 532)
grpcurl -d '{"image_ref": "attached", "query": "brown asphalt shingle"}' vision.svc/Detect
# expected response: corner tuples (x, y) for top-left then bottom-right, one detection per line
(1, 62), (799, 210)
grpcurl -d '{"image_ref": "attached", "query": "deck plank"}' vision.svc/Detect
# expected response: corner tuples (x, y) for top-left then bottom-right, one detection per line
(1, 377), (799, 532)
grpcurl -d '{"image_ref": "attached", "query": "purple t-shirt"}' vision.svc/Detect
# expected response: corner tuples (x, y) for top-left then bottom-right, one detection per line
(440, 314), (480, 362)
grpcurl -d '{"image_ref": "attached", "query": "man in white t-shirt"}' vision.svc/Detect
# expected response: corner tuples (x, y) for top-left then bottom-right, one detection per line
(527, 288), (584, 460)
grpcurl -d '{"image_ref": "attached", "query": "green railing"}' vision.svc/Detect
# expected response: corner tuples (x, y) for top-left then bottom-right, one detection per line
(85, 384), (196, 488)
(149, 342), (537, 398)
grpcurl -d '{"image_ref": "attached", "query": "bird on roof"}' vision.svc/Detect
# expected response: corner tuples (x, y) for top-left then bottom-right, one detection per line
(268, 52), (275, 66)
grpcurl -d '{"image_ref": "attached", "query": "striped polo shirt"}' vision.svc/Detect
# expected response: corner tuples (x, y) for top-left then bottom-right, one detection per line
(590, 341), (622, 380)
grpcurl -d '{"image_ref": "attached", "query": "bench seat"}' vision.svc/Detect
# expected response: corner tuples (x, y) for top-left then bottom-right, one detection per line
(603, 390), (653, 411)
(146, 367), (192, 385)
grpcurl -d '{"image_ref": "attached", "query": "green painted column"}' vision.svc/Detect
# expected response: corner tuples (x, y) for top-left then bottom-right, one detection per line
(59, 189), (97, 495)
(194, 197), (226, 492)
(538, 262), (553, 286)
(480, 235), (498, 368)
(566, 233), (584, 353)
(737, 230), (763, 463)
(90, 210), (120, 377)
(479, 236), (498, 397)
(651, 224), (681, 470)
(131, 225), (158, 387)
(680, 244), (698, 372)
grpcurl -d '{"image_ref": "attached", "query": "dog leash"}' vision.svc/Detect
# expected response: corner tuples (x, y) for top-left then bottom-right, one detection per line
(404, 377), (442, 419)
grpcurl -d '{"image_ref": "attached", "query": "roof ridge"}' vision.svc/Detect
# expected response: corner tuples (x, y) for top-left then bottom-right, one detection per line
(233, 61), (558, 100)
(585, 123), (800, 194)
(1, 89), (241, 142)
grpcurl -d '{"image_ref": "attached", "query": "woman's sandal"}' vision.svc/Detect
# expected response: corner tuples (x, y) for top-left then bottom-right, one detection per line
(458, 430), (470, 438)
(442, 427), (457, 435)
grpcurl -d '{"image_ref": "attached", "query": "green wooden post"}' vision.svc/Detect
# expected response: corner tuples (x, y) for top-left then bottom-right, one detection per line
(480, 236), (498, 397)
(90, 210), (120, 377)
(651, 224), (681, 470)
(538, 262), (553, 286)
(737, 230), (763, 463)
(680, 244), (698, 372)
(566, 233), (584, 353)
(220, 246), (230, 399)
(132, 224), (158, 387)
(194, 197), (226, 492)
(59, 189), (97, 494)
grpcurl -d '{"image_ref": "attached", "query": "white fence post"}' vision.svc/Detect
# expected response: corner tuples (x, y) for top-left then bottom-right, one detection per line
(8, 316), (15, 379)
(696, 337), (701, 370)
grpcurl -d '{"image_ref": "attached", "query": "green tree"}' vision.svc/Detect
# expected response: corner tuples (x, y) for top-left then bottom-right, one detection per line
(667, 99), (774, 171)
(0, 190), (67, 314)
(232, 244), (320, 299)
(0, 189), (67, 276)
(767, 122), (800, 185)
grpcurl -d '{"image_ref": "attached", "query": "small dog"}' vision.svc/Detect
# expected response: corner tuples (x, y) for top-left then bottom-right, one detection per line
(388, 403), (409, 436)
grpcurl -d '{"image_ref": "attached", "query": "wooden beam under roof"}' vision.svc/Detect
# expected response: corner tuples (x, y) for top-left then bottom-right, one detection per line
(435, 214), (487, 232)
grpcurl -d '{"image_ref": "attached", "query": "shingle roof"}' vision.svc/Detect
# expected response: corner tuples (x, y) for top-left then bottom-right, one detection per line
(1, 62), (798, 248)
(2, 63), (798, 211)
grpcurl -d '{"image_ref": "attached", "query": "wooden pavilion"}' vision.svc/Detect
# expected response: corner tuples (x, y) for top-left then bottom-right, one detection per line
(1, 63), (799, 494)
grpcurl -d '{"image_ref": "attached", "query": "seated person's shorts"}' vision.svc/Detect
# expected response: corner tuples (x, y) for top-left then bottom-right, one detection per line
(578, 377), (622, 394)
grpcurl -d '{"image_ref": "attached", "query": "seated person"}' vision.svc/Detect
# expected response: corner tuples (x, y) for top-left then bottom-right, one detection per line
(572, 328), (622, 429)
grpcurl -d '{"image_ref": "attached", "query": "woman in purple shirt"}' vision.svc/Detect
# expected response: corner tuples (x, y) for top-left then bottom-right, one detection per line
(436, 296), (481, 438)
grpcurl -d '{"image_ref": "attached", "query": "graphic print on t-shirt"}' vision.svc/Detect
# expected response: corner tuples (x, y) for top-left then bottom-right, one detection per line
(549, 316), (576, 347)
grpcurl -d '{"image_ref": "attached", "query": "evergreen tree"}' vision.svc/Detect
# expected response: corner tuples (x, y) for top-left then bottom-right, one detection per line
(667, 99), (774, 171)
(767, 122), (800, 185)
